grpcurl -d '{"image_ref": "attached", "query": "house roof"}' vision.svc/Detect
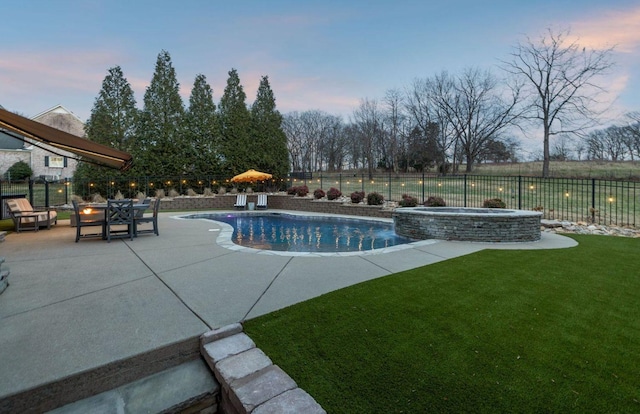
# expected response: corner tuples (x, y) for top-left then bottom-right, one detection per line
(0, 107), (133, 171)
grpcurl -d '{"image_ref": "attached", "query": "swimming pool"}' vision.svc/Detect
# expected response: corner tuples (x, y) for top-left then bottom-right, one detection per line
(183, 212), (416, 253)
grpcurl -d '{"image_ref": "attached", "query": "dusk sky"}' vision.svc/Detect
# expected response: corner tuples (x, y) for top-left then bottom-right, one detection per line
(2, 0), (639, 132)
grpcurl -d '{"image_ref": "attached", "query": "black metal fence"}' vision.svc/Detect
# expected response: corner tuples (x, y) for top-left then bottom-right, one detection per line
(2, 174), (639, 227)
(291, 173), (640, 227)
(0, 178), (70, 219)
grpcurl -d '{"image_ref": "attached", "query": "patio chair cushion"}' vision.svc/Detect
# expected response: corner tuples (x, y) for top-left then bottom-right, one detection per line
(5, 198), (58, 231)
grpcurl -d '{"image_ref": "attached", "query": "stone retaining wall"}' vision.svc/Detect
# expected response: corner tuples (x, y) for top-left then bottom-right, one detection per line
(158, 194), (393, 218)
(394, 207), (542, 242)
(201, 324), (325, 414)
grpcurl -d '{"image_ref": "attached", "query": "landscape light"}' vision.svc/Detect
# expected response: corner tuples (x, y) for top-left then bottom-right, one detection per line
(608, 195), (614, 203)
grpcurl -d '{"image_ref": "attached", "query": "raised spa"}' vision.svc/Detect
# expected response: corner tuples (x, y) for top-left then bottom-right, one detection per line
(393, 207), (542, 242)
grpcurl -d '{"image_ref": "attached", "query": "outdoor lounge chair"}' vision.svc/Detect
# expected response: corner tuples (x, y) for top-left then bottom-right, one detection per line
(134, 199), (160, 236)
(234, 194), (247, 209)
(5, 198), (57, 232)
(72, 200), (106, 242)
(256, 194), (268, 209)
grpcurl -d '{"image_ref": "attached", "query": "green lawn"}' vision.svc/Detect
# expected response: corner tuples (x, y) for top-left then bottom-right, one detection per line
(244, 235), (640, 413)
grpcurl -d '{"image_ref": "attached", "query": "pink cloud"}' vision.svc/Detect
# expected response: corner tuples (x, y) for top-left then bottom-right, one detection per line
(570, 6), (640, 53)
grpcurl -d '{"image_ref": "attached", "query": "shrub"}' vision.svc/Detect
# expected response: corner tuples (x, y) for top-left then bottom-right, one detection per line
(367, 192), (384, 206)
(203, 187), (214, 197)
(136, 191), (147, 201)
(287, 186), (298, 195)
(327, 187), (342, 200)
(187, 188), (198, 197)
(398, 193), (418, 207)
(155, 189), (166, 199)
(4, 160), (32, 180)
(350, 191), (365, 203)
(168, 189), (180, 198)
(313, 188), (326, 199)
(424, 196), (446, 207)
(296, 185), (309, 197)
(217, 186), (226, 195)
(483, 198), (506, 208)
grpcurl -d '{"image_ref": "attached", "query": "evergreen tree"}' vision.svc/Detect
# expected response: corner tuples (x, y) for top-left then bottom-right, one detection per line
(85, 66), (138, 150)
(218, 68), (251, 175)
(74, 66), (138, 197)
(185, 74), (221, 176)
(136, 50), (185, 176)
(250, 76), (289, 178)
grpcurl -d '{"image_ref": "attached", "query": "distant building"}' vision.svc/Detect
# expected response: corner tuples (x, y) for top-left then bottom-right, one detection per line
(0, 105), (83, 180)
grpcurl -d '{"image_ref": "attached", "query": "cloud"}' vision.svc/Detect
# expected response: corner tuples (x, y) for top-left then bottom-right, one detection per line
(570, 6), (640, 53)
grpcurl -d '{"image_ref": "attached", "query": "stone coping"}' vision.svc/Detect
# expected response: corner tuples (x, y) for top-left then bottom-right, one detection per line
(201, 323), (326, 414)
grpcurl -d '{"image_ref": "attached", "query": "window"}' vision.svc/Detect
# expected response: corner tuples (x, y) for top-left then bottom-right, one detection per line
(45, 156), (67, 168)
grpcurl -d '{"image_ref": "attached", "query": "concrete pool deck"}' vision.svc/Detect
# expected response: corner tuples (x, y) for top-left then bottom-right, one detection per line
(0, 210), (577, 411)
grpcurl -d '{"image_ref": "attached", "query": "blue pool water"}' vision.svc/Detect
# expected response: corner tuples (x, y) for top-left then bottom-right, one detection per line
(184, 212), (414, 252)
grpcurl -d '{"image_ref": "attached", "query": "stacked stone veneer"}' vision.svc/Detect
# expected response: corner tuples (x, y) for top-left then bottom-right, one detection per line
(394, 208), (542, 242)
(159, 194), (393, 218)
(201, 323), (326, 414)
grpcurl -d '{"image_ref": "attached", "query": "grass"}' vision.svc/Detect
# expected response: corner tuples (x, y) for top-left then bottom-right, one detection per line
(472, 160), (640, 180)
(244, 235), (640, 413)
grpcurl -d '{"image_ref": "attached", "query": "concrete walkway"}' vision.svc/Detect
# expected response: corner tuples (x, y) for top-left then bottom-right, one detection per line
(0, 210), (577, 411)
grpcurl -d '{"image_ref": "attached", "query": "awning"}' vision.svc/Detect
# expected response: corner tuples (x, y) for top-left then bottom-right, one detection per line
(0, 107), (133, 171)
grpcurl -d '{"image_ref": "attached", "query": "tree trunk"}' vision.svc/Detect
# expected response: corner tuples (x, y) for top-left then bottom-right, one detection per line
(542, 122), (551, 178)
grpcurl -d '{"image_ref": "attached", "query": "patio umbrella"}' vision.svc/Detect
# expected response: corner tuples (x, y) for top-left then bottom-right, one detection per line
(231, 169), (273, 183)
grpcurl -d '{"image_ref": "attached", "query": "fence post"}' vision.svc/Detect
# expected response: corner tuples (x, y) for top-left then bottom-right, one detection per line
(591, 179), (596, 222)
(422, 171), (425, 203)
(44, 181), (50, 208)
(361, 173), (364, 192)
(388, 171), (392, 201)
(28, 179), (34, 205)
(464, 175), (467, 207)
(518, 175), (522, 210)
(339, 173), (342, 193)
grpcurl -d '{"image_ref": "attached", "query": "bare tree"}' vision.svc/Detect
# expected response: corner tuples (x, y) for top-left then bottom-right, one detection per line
(430, 68), (521, 172)
(351, 98), (384, 179)
(381, 89), (407, 172)
(405, 78), (456, 172)
(502, 27), (614, 177)
(551, 134), (574, 160)
(624, 112), (640, 160)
